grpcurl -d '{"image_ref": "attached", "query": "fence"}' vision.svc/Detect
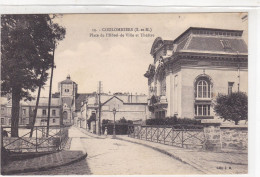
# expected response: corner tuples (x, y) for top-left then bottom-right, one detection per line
(128, 125), (205, 149)
(1, 125), (69, 153)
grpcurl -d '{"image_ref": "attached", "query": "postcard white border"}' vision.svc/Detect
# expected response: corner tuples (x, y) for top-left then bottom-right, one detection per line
(0, 2), (259, 177)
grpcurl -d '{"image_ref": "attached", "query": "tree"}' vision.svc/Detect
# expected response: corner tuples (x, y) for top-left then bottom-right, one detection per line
(214, 92), (248, 125)
(1, 15), (66, 137)
(118, 117), (127, 123)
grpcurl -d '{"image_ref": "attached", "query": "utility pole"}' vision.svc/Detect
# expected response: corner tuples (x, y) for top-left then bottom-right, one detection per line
(30, 69), (45, 137)
(237, 52), (240, 93)
(98, 81), (102, 135)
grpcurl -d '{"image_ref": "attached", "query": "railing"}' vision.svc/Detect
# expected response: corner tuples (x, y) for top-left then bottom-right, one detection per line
(1, 125), (69, 153)
(128, 125), (205, 149)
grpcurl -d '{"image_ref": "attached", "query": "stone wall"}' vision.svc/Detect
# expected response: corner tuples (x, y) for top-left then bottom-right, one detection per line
(202, 123), (248, 151)
(221, 127), (248, 150)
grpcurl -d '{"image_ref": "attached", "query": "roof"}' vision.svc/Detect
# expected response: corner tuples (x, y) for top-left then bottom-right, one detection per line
(24, 97), (61, 107)
(60, 75), (76, 84)
(1, 96), (61, 107)
(75, 93), (94, 111)
(177, 36), (247, 54)
(173, 27), (247, 54)
(150, 37), (174, 55)
(101, 94), (148, 106)
(101, 96), (124, 106)
(173, 27), (243, 44)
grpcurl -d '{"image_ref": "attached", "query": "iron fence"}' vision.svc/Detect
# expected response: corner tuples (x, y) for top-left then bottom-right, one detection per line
(1, 125), (69, 153)
(128, 125), (205, 149)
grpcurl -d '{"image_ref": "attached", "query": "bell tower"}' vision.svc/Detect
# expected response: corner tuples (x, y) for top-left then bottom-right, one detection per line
(59, 75), (78, 125)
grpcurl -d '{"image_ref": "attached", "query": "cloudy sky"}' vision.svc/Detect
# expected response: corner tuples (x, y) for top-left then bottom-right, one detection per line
(40, 13), (247, 96)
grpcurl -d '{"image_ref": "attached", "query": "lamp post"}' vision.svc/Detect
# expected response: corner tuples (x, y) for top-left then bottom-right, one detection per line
(112, 108), (117, 139)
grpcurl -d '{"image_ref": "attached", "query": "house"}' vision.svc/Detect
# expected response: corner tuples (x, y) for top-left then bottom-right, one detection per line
(75, 93), (148, 133)
(144, 27), (248, 123)
(0, 96), (61, 126)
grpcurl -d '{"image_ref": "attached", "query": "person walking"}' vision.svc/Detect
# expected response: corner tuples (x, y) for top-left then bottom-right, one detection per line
(104, 127), (108, 137)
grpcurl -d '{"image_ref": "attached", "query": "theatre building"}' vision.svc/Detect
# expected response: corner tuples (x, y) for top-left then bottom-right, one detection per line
(144, 27), (248, 122)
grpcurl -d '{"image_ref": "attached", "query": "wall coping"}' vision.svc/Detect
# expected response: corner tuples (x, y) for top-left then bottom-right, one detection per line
(220, 124), (248, 130)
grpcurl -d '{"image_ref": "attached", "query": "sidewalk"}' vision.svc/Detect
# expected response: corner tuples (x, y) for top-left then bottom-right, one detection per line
(78, 127), (247, 174)
(117, 136), (248, 174)
(1, 138), (88, 175)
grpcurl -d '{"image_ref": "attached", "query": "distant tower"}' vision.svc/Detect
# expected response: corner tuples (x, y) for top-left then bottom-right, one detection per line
(59, 75), (78, 124)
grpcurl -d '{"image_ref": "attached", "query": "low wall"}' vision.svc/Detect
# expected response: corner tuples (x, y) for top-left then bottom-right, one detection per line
(221, 126), (248, 150)
(129, 124), (248, 152)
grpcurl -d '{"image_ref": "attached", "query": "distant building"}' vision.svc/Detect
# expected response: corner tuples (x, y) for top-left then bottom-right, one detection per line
(1, 75), (78, 126)
(58, 75), (78, 125)
(0, 96), (61, 126)
(144, 27), (248, 123)
(1, 75), (149, 128)
(75, 93), (148, 132)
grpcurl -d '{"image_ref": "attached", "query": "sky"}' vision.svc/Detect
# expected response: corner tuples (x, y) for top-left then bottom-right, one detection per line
(40, 13), (248, 96)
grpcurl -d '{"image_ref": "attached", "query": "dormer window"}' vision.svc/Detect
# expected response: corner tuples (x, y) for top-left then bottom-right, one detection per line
(220, 40), (231, 49)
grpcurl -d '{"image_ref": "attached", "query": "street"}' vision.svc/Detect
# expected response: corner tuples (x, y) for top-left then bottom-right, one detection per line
(20, 126), (202, 175)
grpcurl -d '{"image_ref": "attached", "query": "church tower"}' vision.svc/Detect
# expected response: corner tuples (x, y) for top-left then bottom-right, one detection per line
(59, 75), (78, 125)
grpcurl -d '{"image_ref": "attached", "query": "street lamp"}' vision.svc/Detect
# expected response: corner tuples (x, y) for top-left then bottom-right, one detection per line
(112, 108), (117, 138)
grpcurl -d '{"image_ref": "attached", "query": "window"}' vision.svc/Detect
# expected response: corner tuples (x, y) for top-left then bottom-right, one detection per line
(195, 105), (211, 116)
(22, 109), (26, 115)
(53, 119), (56, 123)
(220, 40), (231, 49)
(9, 119), (11, 125)
(41, 119), (47, 126)
(1, 107), (4, 111)
(42, 109), (47, 116)
(1, 118), (5, 124)
(228, 82), (234, 95)
(65, 89), (69, 92)
(194, 76), (212, 118)
(160, 79), (166, 96)
(196, 80), (211, 99)
(52, 110), (56, 116)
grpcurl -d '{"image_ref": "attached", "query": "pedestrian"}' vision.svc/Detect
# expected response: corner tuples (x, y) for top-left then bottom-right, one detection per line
(104, 127), (108, 137)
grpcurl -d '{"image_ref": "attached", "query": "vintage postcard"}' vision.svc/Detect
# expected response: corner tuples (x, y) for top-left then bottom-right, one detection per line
(1, 13), (249, 175)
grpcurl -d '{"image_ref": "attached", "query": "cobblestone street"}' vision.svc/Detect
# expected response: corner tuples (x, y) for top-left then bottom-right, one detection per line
(21, 126), (201, 175)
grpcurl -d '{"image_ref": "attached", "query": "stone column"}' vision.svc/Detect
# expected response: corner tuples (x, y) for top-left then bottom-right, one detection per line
(202, 120), (221, 151)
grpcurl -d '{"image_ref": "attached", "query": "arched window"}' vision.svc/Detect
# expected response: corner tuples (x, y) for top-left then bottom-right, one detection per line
(194, 76), (213, 118)
(195, 77), (212, 99)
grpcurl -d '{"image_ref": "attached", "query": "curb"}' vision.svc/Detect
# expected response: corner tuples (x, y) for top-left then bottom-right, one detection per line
(2, 152), (88, 175)
(116, 137), (211, 174)
(77, 127), (105, 139)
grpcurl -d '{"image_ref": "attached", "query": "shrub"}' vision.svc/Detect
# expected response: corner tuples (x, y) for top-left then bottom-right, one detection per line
(146, 116), (202, 127)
